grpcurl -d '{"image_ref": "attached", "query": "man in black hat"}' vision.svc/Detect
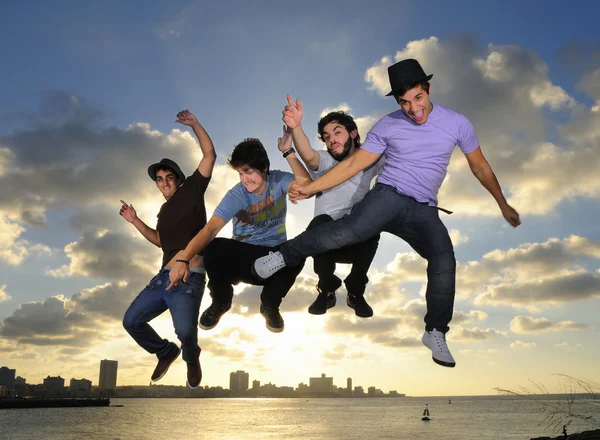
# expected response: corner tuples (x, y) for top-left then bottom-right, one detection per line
(120, 109), (216, 388)
(253, 59), (520, 368)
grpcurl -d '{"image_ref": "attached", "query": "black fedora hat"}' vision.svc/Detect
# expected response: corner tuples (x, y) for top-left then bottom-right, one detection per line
(385, 59), (433, 97)
(147, 158), (185, 183)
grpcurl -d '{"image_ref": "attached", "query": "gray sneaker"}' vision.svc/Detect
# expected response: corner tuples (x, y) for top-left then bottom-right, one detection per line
(252, 251), (286, 280)
(422, 329), (456, 368)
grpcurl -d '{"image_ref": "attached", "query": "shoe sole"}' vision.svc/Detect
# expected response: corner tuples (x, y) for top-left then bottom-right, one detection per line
(265, 322), (284, 333)
(199, 304), (232, 330)
(432, 356), (456, 368)
(151, 347), (181, 382)
(186, 379), (201, 389)
(251, 264), (266, 280)
(346, 297), (373, 318)
(199, 322), (218, 331)
(423, 339), (456, 368)
(308, 303), (335, 315)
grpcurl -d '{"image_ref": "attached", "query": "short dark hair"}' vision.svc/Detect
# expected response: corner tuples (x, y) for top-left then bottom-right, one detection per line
(228, 138), (270, 174)
(393, 81), (430, 101)
(155, 166), (183, 186)
(317, 111), (361, 147)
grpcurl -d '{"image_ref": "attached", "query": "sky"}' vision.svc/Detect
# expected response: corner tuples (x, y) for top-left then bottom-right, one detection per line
(1, 0), (600, 397)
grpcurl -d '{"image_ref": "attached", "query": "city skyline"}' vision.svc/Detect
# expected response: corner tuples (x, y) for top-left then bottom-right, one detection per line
(1, 364), (403, 397)
(0, 1), (599, 397)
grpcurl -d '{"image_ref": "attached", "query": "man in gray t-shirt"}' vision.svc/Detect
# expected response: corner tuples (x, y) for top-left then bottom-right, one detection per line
(282, 96), (384, 318)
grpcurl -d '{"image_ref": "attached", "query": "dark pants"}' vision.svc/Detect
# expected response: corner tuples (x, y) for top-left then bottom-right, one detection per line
(123, 269), (205, 363)
(205, 238), (304, 308)
(280, 183), (456, 333)
(307, 214), (380, 296)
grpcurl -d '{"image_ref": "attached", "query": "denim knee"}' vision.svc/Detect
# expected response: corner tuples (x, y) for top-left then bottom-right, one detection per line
(122, 311), (137, 333)
(427, 251), (456, 279)
(174, 324), (197, 343)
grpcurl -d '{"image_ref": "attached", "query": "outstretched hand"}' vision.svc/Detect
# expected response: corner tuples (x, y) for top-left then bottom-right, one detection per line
(282, 95), (303, 129)
(167, 261), (190, 290)
(289, 181), (313, 201)
(119, 200), (137, 223)
(277, 125), (293, 152)
(176, 109), (199, 127)
(501, 204), (521, 227)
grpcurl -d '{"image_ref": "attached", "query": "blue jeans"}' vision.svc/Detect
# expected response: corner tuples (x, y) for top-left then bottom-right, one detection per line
(280, 183), (456, 332)
(123, 269), (205, 363)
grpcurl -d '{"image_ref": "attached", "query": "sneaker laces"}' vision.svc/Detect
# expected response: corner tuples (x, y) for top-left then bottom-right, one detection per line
(263, 251), (285, 273)
(431, 331), (450, 354)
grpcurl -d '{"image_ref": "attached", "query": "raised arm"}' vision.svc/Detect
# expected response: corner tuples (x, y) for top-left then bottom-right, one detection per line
(282, 95), (320, 171)
(278, 125), (312, 186)
(176, 109), (217, 178)
(119, 200), (160, 247)
(465, 146), (521, 227)
(295, 148), (381, 198)
(167, 215), (227, 289)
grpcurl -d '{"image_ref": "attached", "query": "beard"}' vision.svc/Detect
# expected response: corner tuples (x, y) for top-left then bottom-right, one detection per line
(328, 136), (353, 161)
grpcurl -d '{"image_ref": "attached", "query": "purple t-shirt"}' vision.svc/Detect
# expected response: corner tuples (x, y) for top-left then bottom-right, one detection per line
(362, 103), (479, 206)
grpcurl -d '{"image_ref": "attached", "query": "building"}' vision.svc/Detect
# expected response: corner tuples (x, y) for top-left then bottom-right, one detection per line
(347, 377), (352, 393)
(354, 386), (365, 396)
(69, 378), (92, 396)
(99, 359), (118, 390)
(229, 370), (249, 392)
(252, 380), (260, 390)
(309, 373), (333, 393)
(368, 386), (384, 397)
(13, 376), (26, 397)
(0, 367), (16, 393)
(44, 376), (65, 395)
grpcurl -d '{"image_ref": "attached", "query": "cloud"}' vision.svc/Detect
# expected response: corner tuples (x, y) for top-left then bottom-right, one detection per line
(0, 284), (11, 302)
(0, 214), (51, 265)
(510, 340), (536, 349)
(322, 343), (352, 361)
(510, 316), (588, 334)
(324, 314), (399, 335)
(46, 229), (159, 281)
(452, 327), (508, 342)
(451, 310), (488, 325)
(449, 229), (469, 246)
(458, 235), (600, 306)
(0, 296), (109, 349)
(363, 37), (600, 216)
(476, 271), (600, 310)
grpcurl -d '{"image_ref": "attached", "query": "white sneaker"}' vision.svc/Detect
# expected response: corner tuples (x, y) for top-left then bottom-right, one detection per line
(252, 251), (286, 280)
(422, 329), (456, 368)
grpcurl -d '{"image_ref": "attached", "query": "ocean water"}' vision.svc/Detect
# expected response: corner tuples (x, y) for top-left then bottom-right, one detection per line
(0, 396), (598, 440)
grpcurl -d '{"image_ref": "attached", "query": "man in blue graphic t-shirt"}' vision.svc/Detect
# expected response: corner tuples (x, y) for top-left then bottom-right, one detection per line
(168, 127), (311, 332)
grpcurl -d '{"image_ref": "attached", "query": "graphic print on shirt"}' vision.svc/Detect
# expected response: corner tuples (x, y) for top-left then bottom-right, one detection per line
(233, 187), (287, 242)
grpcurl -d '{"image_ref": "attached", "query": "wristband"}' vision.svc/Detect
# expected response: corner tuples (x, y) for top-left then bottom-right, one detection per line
(282, 147), (295, 158)
(176, 259), (190, 265)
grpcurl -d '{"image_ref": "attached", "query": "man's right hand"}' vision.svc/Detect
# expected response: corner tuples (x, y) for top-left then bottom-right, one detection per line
(282, 95), (303, 129)
(119, 200), (137, 223)
(176, 109), (200, 127)
(167, 261), (190, 290)
(289, 181), (313, 200)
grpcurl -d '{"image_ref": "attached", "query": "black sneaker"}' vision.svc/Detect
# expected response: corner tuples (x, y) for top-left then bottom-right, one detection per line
(308, 289), (336, 315)
(199, 301), (232, 330)
(346, 294), (374, 318)
(260, 304), (284, 333)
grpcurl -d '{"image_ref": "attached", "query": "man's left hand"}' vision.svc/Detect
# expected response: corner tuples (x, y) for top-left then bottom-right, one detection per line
(501, 204), (521, 227)
(167, 261), (190, 290)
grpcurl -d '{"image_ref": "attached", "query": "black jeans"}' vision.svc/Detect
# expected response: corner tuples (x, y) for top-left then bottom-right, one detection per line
(205, 238), (304, 308)
(280, 183), (456, 333)
(306, 214), (380, 296)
